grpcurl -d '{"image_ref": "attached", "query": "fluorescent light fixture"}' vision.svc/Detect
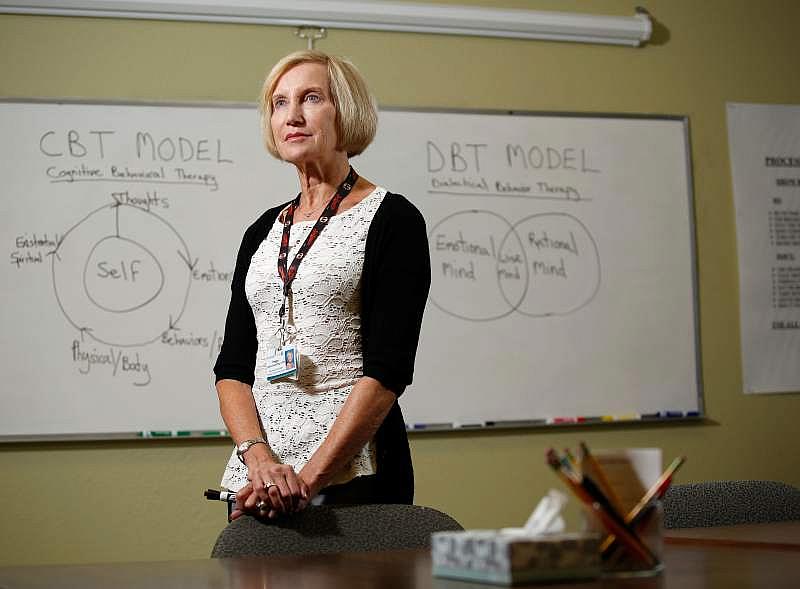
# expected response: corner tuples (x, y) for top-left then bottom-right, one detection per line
(0, 1), (652, 46)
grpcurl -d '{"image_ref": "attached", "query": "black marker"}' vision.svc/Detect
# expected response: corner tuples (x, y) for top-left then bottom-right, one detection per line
(204, 489), (237, 504)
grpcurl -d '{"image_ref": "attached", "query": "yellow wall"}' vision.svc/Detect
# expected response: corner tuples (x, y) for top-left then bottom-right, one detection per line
(1, 0), (799, 566)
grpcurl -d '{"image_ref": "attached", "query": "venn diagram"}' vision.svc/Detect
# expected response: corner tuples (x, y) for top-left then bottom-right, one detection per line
(428, 211), (601, 321)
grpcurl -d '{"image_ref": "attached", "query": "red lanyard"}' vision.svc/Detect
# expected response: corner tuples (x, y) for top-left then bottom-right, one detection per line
(277, 166), (358, 319)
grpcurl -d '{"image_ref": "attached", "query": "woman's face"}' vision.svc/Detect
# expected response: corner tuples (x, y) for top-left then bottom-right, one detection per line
(270, 62), (339, 165)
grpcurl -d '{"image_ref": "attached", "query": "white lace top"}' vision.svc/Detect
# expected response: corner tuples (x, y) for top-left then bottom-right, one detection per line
(220, 187), (387, 491)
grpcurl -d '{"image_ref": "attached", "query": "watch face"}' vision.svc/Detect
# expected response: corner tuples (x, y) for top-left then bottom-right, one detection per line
(237, 439), (263, 454)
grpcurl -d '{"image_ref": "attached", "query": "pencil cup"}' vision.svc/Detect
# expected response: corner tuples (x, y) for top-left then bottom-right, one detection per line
(582, 448), (665, 577)
(582, 500), (664, 577)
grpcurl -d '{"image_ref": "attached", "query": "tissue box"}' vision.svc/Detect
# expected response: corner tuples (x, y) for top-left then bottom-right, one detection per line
(431, 530), (601, 585)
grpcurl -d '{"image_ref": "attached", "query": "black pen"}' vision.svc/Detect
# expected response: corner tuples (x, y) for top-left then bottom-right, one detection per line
(204, 488), (237, 504)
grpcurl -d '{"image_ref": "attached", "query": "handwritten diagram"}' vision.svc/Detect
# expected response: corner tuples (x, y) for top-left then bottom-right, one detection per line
(51, 202), (193, 347)
(429, 210), (601, 321)
(1, 103), (700, 437)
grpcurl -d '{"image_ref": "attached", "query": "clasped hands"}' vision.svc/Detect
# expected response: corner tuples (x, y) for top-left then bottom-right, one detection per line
(231, 461), (312, 520)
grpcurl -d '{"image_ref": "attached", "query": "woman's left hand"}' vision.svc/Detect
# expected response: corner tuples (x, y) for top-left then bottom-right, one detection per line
(231, 482), (280, 520)
(231, 475), (310, 520)
(231, 482), (287, 520)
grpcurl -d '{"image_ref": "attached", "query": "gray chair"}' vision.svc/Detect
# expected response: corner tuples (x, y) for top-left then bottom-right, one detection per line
(662, 480), (800, 528)
(211, 503), (463, 558)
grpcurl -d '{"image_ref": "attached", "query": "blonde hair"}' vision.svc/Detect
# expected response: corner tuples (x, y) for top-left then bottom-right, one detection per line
(259, 50), (377, 159)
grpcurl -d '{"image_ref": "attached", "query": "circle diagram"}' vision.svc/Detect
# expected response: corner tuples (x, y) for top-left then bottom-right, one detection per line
(52, 203), (192, 346)
(84, 236), (165, 313)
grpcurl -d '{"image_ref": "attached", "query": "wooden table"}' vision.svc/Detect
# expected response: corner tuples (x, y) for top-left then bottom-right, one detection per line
(2, 523), (799, 589)
(664, 520), (800, 551)
(0, 543), (798, 589)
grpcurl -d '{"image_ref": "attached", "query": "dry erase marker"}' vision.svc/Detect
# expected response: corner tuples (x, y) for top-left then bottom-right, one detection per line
(410, 422), (453, 430)
(455, 422), (483, 428)
(204, 489), (237, 504)
(142, 430), (173, 438)
(613, 414), (641, 421)
(547, 417), (585, 424)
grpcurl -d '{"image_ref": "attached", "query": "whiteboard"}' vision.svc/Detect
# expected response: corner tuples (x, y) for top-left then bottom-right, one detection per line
(0, 101), (701, 438)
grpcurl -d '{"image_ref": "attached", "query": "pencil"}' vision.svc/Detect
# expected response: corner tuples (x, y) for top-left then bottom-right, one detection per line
(564, 447), (579, 474)
(579, 441), (625, 514)
(600, 456), (686, 555)
(629, 456), (686, 518)
(546, 449), (658, 567)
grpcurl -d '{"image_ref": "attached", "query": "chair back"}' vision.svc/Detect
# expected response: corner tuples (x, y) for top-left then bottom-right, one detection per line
(211, 503), (463, 558)
(662, 480), (800, 528)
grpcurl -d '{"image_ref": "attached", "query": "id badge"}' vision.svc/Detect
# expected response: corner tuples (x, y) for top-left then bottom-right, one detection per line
(265, 344), (299, 382)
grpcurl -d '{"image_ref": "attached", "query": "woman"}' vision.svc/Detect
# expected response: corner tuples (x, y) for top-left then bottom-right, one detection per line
(214, 50), (430, 520)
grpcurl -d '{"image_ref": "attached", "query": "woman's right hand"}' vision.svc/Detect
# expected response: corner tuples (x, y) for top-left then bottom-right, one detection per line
(233, 453), (309, 519)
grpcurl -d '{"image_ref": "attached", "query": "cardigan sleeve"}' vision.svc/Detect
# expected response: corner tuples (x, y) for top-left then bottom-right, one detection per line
(361, 193), (431, 396)
(213, 207), (282, 385)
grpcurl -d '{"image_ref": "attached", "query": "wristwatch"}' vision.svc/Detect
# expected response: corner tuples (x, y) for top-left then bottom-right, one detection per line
(236, 437), (267, 464)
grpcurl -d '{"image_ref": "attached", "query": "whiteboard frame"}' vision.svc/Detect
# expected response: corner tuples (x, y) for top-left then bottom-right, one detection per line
(0, 98), (704, 442)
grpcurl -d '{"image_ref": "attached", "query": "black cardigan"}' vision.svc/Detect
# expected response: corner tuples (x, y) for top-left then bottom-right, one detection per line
(213, 192), (431, 504)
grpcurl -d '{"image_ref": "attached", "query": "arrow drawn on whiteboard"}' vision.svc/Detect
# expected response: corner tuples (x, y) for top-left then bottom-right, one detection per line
(176, 250), (198, 271)
(45, 234), (65, 261)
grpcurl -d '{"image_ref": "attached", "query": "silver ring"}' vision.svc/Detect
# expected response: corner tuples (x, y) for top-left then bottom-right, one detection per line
(264, 481), (276, 490)
(256, 500), (267, 510)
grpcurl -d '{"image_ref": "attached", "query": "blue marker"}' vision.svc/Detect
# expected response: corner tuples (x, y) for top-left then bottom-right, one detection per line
(641, 411), (685, 419)
(409, 422), (453, 430)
